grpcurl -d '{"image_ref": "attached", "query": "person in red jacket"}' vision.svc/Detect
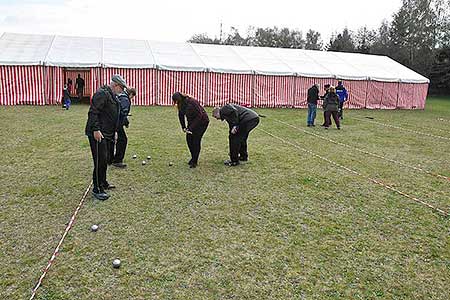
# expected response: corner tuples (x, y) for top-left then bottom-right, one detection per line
(172, 92), (209, 168)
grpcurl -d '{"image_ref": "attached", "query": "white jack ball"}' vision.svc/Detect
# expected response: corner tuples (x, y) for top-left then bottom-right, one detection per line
(91, 224), (99, 232)
(112, 259), (121, 268)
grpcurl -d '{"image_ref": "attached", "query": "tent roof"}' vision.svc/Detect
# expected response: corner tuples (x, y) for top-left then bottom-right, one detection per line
(0, 32), (429, 83)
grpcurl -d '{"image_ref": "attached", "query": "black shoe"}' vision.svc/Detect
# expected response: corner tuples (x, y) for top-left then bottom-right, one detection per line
(337, 127), (341, 130)
(307, 124), (311, 127)
(92, 190), (110, 201)
(189, 163), (197, 168)
(188, 159), (193, 165)
(239, 157), (248, 162)
(324, 127), (329, 130)
(112, 162), (127, 168)
(224, 159), (240, 166)
(311, 124), (316, 127)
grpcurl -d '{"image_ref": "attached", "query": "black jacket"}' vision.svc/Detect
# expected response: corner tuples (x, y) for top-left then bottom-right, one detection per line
(219, 104), (259, 129)
(307, 85), (320, 104)
(85, 85), (120, 140)
(178, 97), (209, 131)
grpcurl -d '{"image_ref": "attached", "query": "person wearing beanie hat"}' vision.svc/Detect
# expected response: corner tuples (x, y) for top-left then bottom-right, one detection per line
(172, 92), (209, 168)
(85, 75), (126, 200)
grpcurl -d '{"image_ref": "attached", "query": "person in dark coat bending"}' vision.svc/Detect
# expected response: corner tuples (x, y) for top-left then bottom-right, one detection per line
(172, 92), (209, 168)
(212, 104), (260, 166)
(85, 74), (126, 200)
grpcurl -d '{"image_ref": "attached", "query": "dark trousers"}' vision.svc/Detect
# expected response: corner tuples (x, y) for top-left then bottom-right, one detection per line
(113, 126), (127, 163)
(229, 118), (260, 162)
(325, 111), (340, 128)
(338, 102), (344, 119)
(322, 110), (326, 126)
(187, 123), (209, 164)
(88, 136), (109, 192)
(107, 139), (115, 165)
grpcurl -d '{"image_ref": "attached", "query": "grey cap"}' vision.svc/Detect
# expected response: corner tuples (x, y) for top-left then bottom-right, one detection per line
(111, 74), (128, 89)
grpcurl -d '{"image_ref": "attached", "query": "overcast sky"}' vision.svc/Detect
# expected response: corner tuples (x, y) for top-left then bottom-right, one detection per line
(0, 0), (403, 42)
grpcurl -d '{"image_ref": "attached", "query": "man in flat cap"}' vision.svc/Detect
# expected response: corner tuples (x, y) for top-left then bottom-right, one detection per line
(85, 74), (127, 200)
(212, 104), (260, 166)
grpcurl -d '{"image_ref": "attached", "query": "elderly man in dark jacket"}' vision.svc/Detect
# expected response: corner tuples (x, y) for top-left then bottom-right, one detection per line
(85, 74), (127, 200)
(213, 104), (260, 166)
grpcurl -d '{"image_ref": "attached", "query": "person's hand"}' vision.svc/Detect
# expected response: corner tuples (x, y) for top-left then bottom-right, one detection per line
(114, 132), (118, 142)
(94, 130), (104, 142)
(231, 126), (238, 135)
(186, 129), (193, 135)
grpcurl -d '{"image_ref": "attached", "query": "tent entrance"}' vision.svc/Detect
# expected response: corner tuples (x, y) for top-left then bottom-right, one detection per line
(63, 68), (91, 103)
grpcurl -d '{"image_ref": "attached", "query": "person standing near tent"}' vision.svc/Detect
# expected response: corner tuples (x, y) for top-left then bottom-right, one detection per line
(85, 74), (126, 200)
(323, 86), (340, 130)
(320, 84), (331, 126)
(336, 80), (348, 119)
(76, 74), (85, 100)
(212, 104), (260, 166)
(172, 92), (209, 168)
(307, 84), (320, 127)
(63, 84), (71, 110)
(111, 87), (136, 168)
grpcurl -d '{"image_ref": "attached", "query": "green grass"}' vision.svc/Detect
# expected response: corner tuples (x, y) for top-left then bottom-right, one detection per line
(0, 97), (449, 300)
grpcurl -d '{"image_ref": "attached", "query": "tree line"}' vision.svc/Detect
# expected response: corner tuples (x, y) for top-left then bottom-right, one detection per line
(188, 0), (450, 94)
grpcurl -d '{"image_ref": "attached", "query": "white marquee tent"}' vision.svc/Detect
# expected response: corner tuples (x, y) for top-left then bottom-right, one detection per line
(0, 32), (429, 108)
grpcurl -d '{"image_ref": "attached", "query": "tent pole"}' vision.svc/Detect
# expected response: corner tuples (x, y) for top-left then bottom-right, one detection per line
(251, 72), (255, 108)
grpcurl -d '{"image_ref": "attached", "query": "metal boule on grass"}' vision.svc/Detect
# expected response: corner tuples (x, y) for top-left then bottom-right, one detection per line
(169, 162), (173, 166)
(132, 154), (137, 159)
(112, 258), (121, 268)
(91, 224), (99, 232)
(142, 160), (147, 165)
(147, 155), (151, 160)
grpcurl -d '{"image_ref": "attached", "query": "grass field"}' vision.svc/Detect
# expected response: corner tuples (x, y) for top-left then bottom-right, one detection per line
(1, 97), (449, 300)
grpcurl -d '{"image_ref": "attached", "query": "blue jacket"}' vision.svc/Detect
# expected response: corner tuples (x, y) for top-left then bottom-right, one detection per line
(117, 91), (131, 127)
(336, 84), (348, 103)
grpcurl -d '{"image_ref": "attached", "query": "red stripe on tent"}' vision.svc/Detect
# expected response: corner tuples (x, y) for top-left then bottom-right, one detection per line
(366, 81), (384, 109)
(0, 67), (429, 109)
(0, 65), (47, 105)
(100, 68), (157, 105)
(206, 72), (231, 107)
(157, 70), (206, 106)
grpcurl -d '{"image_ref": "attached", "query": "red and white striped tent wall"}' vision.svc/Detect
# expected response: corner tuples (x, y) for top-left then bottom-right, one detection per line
(0, 33), (430, 109)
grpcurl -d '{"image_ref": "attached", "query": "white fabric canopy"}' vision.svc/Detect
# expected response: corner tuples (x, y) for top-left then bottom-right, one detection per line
(0, 32), (430, 83)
